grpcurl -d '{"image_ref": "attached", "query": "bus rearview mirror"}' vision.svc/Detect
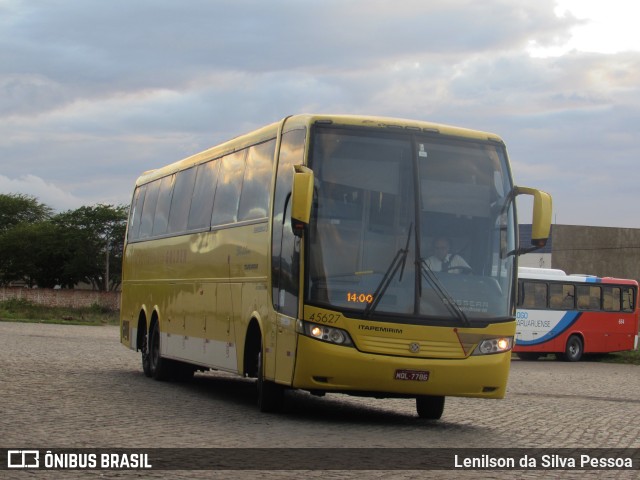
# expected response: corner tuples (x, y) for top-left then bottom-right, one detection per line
(291, 165), (314, 237)
(515, 186), (553, 254)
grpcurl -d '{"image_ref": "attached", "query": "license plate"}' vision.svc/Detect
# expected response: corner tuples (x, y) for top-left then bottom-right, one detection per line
(394, 369), (430, 381)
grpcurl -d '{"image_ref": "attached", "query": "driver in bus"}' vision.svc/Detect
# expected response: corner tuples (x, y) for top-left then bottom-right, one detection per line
(425, 236), (471, 274)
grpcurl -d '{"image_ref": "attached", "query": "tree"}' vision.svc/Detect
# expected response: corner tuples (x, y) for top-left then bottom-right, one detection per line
(0, 196), (128, 290)
(0, 221), (73, 288)
(0, 194), (57, 287)
(53, 204), (128, 291)
(0, 193), (53, 232)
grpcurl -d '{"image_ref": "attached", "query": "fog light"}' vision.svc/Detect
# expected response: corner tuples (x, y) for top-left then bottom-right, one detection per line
(479, 341), (494, 355)
(328, 329), (346, 344)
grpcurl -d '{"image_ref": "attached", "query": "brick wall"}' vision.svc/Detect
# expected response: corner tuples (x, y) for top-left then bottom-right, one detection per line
(0, 287), (120, 311)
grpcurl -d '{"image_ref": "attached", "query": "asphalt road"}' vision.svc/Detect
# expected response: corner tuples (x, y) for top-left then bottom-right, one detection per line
(1, 321), (639, 479)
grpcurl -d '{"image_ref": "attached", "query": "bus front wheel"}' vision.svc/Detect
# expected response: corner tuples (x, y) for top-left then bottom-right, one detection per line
(416, 395), (445, 420)
(561, 335), (583, 362)
(256, 349), (283, 413)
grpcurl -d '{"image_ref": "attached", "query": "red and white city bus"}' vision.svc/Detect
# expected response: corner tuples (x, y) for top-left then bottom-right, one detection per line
(514, 267), (639, 361)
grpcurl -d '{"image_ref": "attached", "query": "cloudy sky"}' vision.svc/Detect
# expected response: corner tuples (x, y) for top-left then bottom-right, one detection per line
(1, 0), (639, 228)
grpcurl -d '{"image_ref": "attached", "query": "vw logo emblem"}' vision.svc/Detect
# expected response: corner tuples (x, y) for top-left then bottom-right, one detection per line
(409, 342), (420, 353)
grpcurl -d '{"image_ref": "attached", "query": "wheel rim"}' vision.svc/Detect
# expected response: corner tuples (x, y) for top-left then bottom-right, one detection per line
(567, 337), (581, 360)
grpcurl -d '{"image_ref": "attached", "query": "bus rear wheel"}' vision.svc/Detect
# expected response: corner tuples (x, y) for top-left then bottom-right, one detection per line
(416, 395), (445, 420)
(141, 328), (152, 377)
(561, 335), (583, 362)
(149, 325), (172, 380)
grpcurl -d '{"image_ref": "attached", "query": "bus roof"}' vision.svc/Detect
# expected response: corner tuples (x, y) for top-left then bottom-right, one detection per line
(133, 113), (505, 186)
(518, 267), (638, 286)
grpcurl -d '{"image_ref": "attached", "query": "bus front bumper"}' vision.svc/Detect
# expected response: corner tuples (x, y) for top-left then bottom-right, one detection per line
(291, 336), (511, 399)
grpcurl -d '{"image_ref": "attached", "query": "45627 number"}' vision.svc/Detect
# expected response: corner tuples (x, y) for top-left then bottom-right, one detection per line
(308, 312), (341, 324)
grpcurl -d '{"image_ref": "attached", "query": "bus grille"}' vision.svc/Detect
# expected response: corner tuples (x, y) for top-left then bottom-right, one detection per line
(357, 335), (470, 359)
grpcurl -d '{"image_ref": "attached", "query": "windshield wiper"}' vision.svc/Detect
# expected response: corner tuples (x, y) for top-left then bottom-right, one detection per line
(419, 258), (470, 327)
(363, 224), (413, 318)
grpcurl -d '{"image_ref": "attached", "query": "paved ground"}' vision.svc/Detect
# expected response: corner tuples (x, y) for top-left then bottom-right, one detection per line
(1, 321), (639, 479)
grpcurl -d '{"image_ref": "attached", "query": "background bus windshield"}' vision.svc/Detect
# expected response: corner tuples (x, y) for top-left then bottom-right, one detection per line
(306, 127), (517, 323)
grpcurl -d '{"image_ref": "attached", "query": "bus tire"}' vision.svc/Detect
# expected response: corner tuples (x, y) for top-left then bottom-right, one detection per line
(149, 324), (172, 381)
(257, 349), (283, 413)
(416, 395), (445, 420)
(141, 327), (152, 378)
(562, 335), (583, 362)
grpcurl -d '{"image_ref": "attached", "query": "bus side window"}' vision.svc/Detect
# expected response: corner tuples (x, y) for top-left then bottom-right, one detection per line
(167, 167), (197, 234)
(549, 283), (562, 309)
(534, 283), (548, 308)
(578, 285), (601, 310)
(128, 185), (146, 242)
(577, 286), (589, 309)
(622, 287), (635, 312)
(188, 160), (220, 231)
(238, 139), (275, 221)
(516, 281), (523, 307)
(549, 283), (574, 309)
(521, 281), (547, 309)
(612, 287), (621, 311)
(212, 150), (247, 226)
(590, 286), (602, 310)
(562, 284), (575, 309)
(139, 180), (161, 239)
(603, 287), (621, 312)
(272, 128), (306, 316)
(152, 174), (176, 237)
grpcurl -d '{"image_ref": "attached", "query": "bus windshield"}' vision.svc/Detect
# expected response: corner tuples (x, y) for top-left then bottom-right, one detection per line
(306, 127), (517, 324)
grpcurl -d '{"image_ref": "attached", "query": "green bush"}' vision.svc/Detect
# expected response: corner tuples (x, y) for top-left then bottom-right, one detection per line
(0, 299), (118, 325)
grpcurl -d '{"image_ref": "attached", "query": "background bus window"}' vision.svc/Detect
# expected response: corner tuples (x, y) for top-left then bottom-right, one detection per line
(549, 283), (575, 309)
(238, 139), (275, 221)
(577, 285), (602, 310)
(622, 287), (636, 312)
(212, 150), (246, 226)
(152, 174), (175, 237)
(520, 281), (548, 309)
(188, 160), (220, 231)
(167, 167), (197, 234)
(602, 286), (621, 312)
(138, 180), (160, 239)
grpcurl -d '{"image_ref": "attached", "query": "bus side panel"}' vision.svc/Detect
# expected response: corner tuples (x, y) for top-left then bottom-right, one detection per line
(239, 281), (277, 380)
(119, 280), (137, 350)
(514, 309), (574, 353)
(515, 309), (638, 354)
(580, 311), (639, 353)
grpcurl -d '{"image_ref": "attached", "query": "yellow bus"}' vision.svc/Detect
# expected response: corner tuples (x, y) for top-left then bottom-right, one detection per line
(120, 114), (551, 419)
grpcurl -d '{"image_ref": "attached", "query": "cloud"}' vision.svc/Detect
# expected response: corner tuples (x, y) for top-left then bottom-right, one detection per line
(0, 1), (639, 227)
(0, 174), (84, 212)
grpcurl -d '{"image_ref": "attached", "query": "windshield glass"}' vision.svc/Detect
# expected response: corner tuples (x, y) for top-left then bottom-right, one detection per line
(306, 127), (516, 324)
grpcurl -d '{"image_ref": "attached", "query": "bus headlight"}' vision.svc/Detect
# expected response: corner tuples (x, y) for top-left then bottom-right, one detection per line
(472, 337), (513, 355)
(297, 320), (354, 347)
